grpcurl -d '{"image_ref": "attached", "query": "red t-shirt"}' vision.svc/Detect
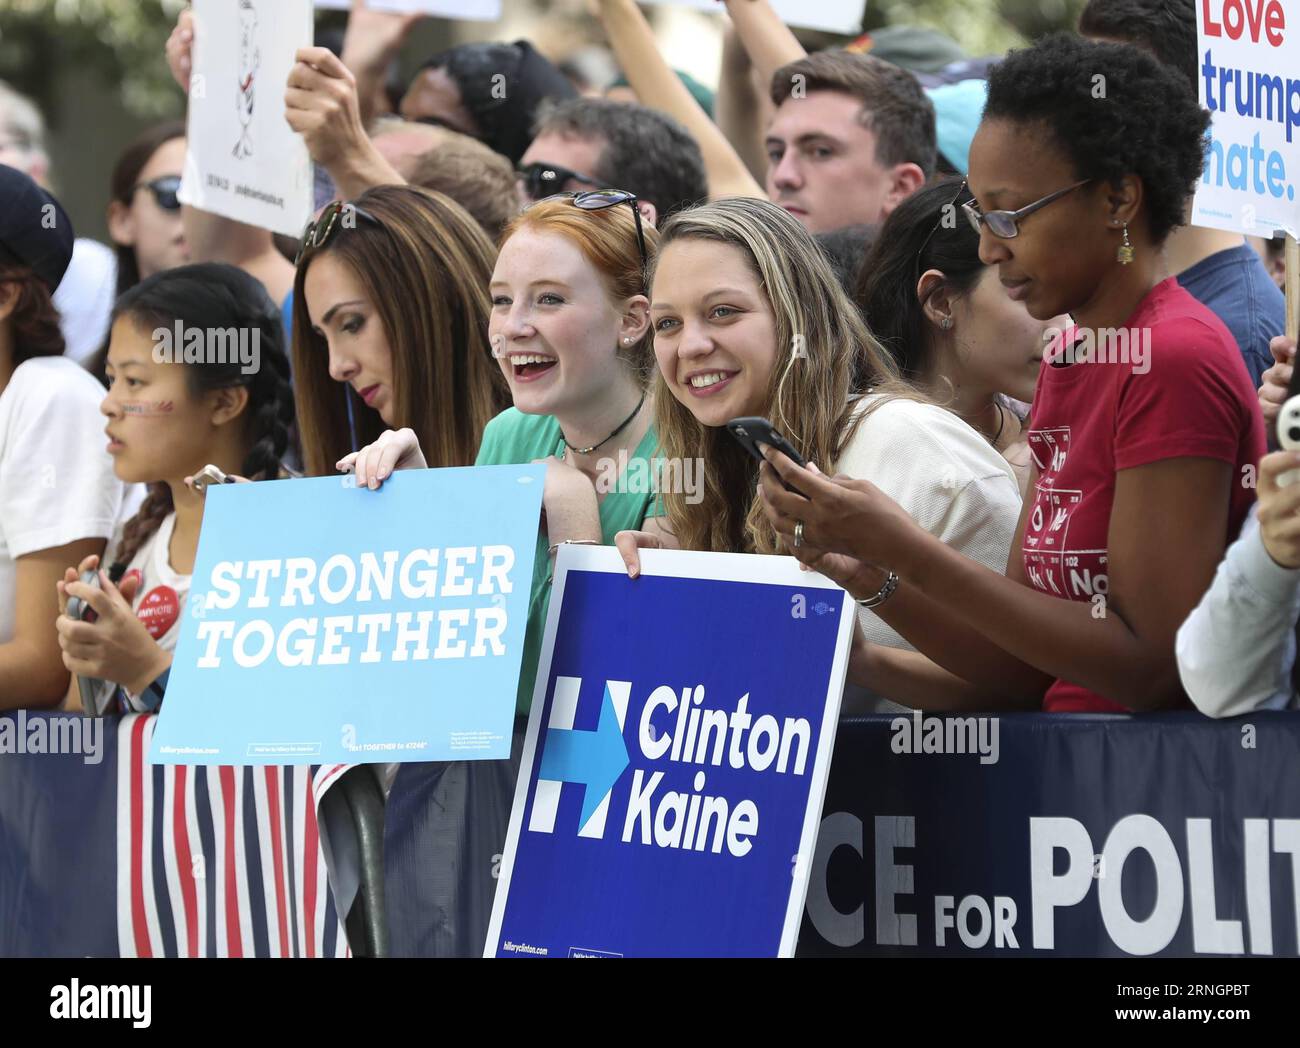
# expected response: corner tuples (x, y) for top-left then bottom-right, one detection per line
(1024, 277), (1265, 712)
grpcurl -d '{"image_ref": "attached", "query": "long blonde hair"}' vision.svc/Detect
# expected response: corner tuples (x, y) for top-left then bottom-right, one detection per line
(649, 197), (913, 554)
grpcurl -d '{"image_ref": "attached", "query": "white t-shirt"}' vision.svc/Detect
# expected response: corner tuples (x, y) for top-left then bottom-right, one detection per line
(0, 356), (123, 642)
(834, 394), (1022, 651)
(52, 238), (117, 365)
(94, 511), (190, 714)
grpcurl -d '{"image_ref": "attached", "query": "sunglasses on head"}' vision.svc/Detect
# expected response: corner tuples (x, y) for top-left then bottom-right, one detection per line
(516, 161), (601, 201)
(294, 200), (381, 266)
(915, 178), (972, 292)
(133, 175), (182, 212)
(556, 189), (648, 279)
(962, 179), (1092, 239)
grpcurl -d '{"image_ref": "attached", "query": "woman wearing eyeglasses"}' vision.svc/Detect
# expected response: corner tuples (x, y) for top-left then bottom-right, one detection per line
(756, 35), (1265, 713)
(106, 121), (190, 301)
(614, 196), (1022, 711)
(291, 184), (509, 477)
(86, 122), (192, 387)
(856, 176), (1071, 495)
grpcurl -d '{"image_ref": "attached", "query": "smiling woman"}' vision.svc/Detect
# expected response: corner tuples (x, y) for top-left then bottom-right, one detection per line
(615, 198), (1024, 713)
(329, 190), (664, 958)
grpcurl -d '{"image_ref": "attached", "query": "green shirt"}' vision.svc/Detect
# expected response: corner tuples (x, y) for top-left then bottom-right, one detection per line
(475, 407), (660, 715)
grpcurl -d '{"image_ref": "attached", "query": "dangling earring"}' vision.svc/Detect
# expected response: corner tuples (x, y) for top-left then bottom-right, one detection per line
(1117, 221), (1134, 265)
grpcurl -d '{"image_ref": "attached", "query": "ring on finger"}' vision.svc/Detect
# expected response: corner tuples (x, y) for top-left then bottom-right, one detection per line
(794, 520), (804, 549)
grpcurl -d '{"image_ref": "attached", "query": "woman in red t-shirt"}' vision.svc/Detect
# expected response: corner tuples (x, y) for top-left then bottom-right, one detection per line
(756, 33), (1266, 713)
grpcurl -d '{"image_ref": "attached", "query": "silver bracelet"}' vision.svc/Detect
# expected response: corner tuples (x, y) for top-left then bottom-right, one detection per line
(856, 571), (899, 609)
(548, 538), (599, 558)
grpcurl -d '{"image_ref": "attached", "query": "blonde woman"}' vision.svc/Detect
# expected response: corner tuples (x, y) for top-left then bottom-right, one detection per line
(615, 197), (1023, 710)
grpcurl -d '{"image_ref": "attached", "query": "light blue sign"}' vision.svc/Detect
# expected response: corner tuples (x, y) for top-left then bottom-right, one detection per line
(149, 466), (544, 765)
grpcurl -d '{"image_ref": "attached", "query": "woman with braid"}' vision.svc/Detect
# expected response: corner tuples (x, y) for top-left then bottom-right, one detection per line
(55, 263), (295, 713)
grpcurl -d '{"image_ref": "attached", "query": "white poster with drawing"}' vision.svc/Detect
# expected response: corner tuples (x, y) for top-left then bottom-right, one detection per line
(645, 0), (862, 36)
(313, 0), (502, 19)
(177, 0), (315, 238)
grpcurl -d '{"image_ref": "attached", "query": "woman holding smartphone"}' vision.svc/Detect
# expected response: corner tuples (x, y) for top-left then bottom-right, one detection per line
(615, 196), (1022, 708)
(56, 263), (294, 713)
(755, 35), (1264, 713)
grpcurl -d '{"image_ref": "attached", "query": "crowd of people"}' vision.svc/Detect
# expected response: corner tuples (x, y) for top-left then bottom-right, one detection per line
(0, 0), (1297, 952)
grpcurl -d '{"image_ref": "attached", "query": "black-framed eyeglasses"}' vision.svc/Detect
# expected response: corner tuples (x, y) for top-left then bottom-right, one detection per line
(962, 179), (1092, 239)
(517, 161), (601, 201)
(294, 200), (381, 266)
(133, 175), (182, 212)
(569, 189), (648, 274)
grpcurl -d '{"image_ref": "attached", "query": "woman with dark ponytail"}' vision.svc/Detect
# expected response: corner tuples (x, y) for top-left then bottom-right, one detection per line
(55, 262), (296, 713)
(855, 176), (1070, 494)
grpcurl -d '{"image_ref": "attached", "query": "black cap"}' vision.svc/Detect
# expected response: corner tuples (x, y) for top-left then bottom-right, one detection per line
(0, 164), (74, 294)
(416, 41), (577, 164)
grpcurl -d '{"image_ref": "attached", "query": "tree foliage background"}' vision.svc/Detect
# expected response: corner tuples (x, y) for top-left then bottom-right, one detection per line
(0, 0), (1088, 123)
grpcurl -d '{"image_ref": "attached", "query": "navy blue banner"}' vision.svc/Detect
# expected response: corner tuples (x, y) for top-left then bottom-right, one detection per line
(801, 712), (1300, 957)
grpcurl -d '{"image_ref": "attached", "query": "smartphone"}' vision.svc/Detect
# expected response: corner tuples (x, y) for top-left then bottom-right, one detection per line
(65, 569), (100, 624)
(726, 417), (808, 496)
(726, 417), (807, 467)
(191, 463), (234, 496)
(65, 569), (110, 717)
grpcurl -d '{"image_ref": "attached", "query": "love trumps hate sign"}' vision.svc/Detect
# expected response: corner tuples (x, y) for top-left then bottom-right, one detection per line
(150, 466), (544, 766)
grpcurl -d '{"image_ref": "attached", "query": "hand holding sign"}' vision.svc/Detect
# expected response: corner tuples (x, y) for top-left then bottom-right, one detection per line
(1260, 334), (1296, 425)
(285, 47), (370, 172)
(165, 7), (195, 92)
(337, 428), (428, 490)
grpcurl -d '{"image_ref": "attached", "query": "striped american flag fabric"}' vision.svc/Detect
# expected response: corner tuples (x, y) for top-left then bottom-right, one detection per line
(113, 714), (351, 958)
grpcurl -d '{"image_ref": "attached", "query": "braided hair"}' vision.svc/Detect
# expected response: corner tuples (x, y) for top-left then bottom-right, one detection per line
(109, 263), (297, 574)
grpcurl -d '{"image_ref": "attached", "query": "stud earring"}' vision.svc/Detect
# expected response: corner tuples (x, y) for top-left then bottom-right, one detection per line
(940, 317), (953, 331)
(1117, 221), (1134, 265)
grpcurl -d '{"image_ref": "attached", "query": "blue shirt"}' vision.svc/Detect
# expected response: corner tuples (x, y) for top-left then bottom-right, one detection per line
(1177, 243), (1283, 390)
